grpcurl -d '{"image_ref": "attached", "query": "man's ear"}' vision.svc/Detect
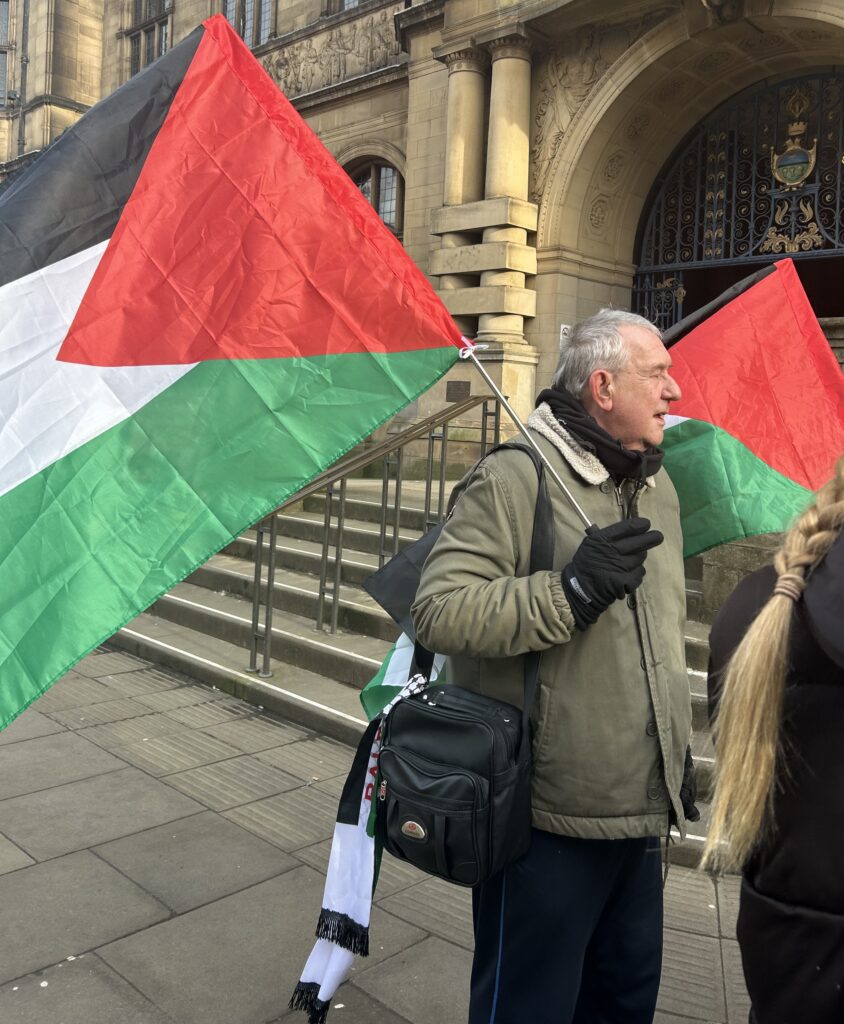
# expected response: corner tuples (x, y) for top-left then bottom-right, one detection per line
(587, 369), (614, 412)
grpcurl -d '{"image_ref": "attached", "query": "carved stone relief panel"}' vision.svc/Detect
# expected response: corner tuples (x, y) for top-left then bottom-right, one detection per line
(530, 6), (677, 202)
(262, 5), (402, 98)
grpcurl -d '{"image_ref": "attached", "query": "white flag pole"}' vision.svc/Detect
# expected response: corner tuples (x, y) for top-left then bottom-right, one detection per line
(459, 340), (594, 531)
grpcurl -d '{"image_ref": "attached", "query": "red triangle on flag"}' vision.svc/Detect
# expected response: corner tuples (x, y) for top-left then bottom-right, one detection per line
(57, 15), (460, 367)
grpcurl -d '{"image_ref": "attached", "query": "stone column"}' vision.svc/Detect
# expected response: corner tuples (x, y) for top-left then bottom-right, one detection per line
(477, 34), (532, 346)
(443, 48), (486, 208)
(439, 48), (488, 335)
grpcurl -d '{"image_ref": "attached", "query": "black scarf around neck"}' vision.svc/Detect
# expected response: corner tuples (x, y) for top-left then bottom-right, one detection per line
(535, 387), (664, 482)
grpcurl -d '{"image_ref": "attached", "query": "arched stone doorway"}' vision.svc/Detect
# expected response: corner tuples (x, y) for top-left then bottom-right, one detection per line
(634, 68), (844, 331)
(531, 3), (844, 384)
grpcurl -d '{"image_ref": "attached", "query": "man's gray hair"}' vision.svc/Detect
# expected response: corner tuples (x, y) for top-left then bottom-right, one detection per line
(553, 309), (662, 398)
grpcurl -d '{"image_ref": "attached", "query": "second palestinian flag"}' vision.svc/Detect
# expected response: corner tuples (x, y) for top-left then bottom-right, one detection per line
(662, 259), (844, 557)
(0, 15), (461, 730)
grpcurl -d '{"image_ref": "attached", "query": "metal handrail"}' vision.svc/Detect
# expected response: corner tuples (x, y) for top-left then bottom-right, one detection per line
(246, 394), (502, 675)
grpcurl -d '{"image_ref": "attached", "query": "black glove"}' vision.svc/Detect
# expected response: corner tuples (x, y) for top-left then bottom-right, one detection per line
(562, 516), (664, 631)
(680, 746), (701, 823)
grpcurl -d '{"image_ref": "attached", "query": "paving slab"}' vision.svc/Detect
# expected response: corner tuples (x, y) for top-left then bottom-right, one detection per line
(722, 937), (752, 1023)
(664, 865), (719, 937)
(0, 767), (202, 860)
(377, 876), (474, 951)
(354, 935), (472, 1024)
(276, 984), (413, 1023)
(657, 926), (726, 1021)
(717, 874), (742, 939)
(0, 709), (65, 746)
(0, 954), (177, 1024)
(133, 685), (228, 713)
(47, 697), (156, 729)
(73, 651), (150, 678)
(0, 833), (34, 875)
(30, 675), (113, 712)
(99, 866), (426, 1024)
(163, 700), (252, 729)
(113, 730), (242, 776)
(95, 667), (183, 698)
(76, 711), (190, 750)
(0, 851), (170, 984)
(163, 754), (302, 811)
(94, 811), (298, 913)
(256, 735), (354, 781)
(202, 714), (309, 752)
(223, 785), (338, 851)
(0, 731), (125, 800)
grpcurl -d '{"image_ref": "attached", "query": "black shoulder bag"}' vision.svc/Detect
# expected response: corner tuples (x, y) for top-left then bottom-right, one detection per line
(373, 444), (554, 887)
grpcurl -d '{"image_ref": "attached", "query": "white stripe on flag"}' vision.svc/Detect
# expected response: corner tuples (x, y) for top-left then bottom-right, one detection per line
(0, 241), (196, 499)
(664, 414), (689, 430)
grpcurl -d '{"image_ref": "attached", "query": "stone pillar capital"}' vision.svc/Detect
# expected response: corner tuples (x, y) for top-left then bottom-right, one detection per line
(486, 35), (531, 63)
(442, 47), (489, 75)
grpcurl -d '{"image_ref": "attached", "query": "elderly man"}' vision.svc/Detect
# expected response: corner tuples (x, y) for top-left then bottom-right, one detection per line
(412, 309), (693, 1024)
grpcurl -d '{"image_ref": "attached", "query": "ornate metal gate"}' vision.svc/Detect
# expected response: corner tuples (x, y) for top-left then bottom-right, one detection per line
(634, 70), (844, 330)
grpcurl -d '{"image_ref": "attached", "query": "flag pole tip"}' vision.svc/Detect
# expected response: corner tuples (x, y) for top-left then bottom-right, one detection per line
(458, 337), (488, 359)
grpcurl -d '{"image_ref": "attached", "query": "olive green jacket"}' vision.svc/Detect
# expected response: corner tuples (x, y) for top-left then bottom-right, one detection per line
(411, 404), (692, 840)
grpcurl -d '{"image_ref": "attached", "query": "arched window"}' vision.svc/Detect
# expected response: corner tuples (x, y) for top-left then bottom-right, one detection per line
(348, 160), (404, 238)
(634, 69), (844, 330)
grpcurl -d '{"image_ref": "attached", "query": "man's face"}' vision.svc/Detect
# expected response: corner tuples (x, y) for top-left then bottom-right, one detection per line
(591, 325), (682, 451)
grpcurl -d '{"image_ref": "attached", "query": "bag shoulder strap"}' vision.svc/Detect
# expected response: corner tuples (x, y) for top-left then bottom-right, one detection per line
(419, 440), (555, 753)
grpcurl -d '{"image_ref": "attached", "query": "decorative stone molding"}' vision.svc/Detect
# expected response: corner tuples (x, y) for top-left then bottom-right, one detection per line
(735, 31), (789, 57)
(624, 112), (651, 141)
(262, 5), (402, 98)
(586, 194), (611, 234)
(530, 8), (674, 202)
(601, 150), (626, 186)
(691, 50), (733, 76)
(487, 35), (531, 63)
(441, 48), (488, 75)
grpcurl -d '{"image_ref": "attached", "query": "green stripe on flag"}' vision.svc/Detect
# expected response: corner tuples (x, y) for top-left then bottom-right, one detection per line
(0, 347), (456, 730)
(663, 418), (812, 558)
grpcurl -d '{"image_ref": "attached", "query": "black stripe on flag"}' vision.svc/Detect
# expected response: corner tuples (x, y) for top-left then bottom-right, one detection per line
(663, 263), (777, 349)
(0, 26), (203, 289)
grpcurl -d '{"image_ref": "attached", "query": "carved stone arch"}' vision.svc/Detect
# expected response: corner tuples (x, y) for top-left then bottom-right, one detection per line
(536, 3), (844, 274)
(334, 140), (406, 179)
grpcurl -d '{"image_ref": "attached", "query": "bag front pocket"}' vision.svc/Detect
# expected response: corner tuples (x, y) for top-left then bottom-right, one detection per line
(378, 747), (489, 886)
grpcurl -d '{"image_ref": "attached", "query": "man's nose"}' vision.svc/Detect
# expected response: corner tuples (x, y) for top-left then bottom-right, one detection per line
(664, 373), (682, 402)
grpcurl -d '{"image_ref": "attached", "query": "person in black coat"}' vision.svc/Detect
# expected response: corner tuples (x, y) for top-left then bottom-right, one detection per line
(703, 456), (844, 1024)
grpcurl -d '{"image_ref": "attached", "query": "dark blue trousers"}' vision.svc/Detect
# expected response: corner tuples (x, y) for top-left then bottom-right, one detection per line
(469, 829), (663, 1024)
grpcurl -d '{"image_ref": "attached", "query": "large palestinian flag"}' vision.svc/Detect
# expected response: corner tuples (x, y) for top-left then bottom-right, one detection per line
(0, 15), (461, 730)
(662, 259), (844, 557)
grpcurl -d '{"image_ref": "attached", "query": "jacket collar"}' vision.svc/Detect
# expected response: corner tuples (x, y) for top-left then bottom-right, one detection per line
(527, 403), (656, 489)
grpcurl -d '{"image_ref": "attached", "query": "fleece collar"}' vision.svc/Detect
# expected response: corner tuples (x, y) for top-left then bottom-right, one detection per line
(527, 404), (656, 489)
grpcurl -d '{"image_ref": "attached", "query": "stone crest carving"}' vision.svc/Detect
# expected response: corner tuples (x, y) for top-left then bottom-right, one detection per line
(263, 6), (401, 98)
(530, 8), (675, 201)
(601, 151), (625, 184)
(588, 196), (610, 231)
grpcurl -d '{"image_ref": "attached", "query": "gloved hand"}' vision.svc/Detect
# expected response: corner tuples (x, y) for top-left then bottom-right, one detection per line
(562, 516), (664, 631)
(680, 745), (701, 823)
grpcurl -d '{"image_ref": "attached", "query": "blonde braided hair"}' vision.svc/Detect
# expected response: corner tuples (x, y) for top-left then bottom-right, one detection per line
(701, 456), (844, 873)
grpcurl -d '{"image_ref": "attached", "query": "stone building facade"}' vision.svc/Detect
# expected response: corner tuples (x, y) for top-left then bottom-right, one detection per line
(2, 0), (844, 422)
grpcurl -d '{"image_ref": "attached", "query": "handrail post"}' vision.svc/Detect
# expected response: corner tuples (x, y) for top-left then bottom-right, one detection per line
(246, 514), (268, 673)
(437, 420), (449, 523)
(392, 447), (404, 556)
(316, 483), (333, 631)
(330, 477), (347, 634)
(378, 454), (391, 568)
(259, 514), (278, 677)
(423, 429), (436, 531)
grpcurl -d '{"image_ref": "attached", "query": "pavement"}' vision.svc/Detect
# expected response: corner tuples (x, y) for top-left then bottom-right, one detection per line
(0, 647), (750, 1024)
